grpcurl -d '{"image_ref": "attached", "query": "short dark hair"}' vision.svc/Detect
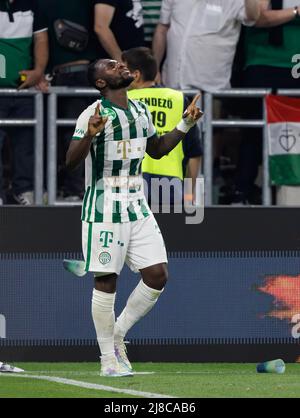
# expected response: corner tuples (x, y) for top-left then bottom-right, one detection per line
(121, 47), (158, 82)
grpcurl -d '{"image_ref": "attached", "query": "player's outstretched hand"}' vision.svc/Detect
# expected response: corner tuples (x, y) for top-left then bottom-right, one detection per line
(87, 103), (108, 138)
(184, 93), (204, 124)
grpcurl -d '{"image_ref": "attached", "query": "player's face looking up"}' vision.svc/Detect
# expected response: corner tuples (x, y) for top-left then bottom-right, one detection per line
(95, 59), (135, 91)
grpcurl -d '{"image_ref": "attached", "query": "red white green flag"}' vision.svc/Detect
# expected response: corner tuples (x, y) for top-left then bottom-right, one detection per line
(266, 95), (300, 185)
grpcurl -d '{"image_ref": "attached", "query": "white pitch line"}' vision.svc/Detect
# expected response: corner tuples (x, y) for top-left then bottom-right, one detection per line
(29, 371), (156, 376)
(0, 373), (174, 398)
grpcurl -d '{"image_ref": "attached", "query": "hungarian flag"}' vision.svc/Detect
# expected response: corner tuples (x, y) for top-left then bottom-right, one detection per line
(266, 95), (300, 185)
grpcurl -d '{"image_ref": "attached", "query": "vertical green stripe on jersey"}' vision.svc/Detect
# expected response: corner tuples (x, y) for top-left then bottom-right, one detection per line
(129, 159), (140, 175)
(82, 186), (91, 219)
(127, 202), (138, 222)
(112, 160), (123, 176)
(128, 102), (138, 139)
(138, 160), (143, 175)
(96, 137), (105, 181)
(93, 136), (105, 222)
(85, 222), (93, 272)
(112, 108), (123, 141)
(112, 110), (123, 176)
(139, 101), (151, 123)
(111, 108), (123, 222)
(87, 147), (97, 222)
(139, 199), (150, 218)
(128, 101), (140, 176)
(139, 126), (148, 174)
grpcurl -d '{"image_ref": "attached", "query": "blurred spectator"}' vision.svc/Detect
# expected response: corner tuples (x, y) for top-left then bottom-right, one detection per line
(153, 0), (260, 91)
(94, 0), (145, 62)
(232, 0), (300, 204)
(142, 0), (162, 47)
(123, 47), (202, 205)
(0, 0), (48, 205)
(41, 0), (98, 201)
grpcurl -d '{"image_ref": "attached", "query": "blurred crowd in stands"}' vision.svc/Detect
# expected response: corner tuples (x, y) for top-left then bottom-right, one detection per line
(0, 0), (300, 205)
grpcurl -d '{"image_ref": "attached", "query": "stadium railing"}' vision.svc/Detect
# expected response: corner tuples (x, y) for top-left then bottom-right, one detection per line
(47, 87), (100, 205)
(203, 89), (272, 206)
(0, 89), (44, 204)
(1, 87), (299, 206)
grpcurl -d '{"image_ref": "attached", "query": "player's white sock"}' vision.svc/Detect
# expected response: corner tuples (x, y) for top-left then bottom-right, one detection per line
(92, 289), (116, 358)
(114, 280), (163, 341)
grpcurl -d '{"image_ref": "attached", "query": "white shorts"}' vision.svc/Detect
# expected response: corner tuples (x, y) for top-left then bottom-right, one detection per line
(82, 214), (168, 276)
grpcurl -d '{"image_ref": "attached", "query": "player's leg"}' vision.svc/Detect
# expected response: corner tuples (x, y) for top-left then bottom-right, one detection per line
(92, 273), (121, 376)
(114, 216), (168, 371)
(114, 263), (168, 344)
(83, 221), (132, 376)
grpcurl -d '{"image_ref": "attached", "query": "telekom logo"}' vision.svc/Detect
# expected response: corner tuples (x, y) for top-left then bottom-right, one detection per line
(0, 54), (6, 79)
(0, 314), (6, 338)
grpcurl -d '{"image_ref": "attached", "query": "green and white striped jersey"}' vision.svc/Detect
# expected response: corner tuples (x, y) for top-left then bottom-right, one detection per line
(73, 97), (157, 223)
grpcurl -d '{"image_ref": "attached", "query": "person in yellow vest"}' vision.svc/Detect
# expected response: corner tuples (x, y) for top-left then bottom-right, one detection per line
(122, 47), (202, 205)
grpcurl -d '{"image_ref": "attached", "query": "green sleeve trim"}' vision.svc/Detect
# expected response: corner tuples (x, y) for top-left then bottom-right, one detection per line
(72, 136), (83, 141)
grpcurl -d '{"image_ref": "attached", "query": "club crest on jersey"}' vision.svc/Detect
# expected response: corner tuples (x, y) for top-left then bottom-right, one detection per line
(99, 252), (111, 265)
(101, 108), (117, 121)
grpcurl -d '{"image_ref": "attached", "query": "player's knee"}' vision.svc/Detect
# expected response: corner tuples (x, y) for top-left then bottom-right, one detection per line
(157, 268), (169, 290)
(94, 273), (118, 293)
(143, 264), (168, 290)
(158, 265), (168, 288)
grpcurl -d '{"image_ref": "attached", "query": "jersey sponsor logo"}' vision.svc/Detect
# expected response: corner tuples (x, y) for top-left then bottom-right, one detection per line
(117, 140), (132, 159)
(100, 231), (113, 248)
(99, 251), (111, 265)
(106, 138), (147, 161)
(101, 108), (117, 121)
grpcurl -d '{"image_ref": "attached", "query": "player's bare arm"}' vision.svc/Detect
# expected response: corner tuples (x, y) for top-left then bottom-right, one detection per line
(146, 93), (203, 159)
(66, 103), (108, 170)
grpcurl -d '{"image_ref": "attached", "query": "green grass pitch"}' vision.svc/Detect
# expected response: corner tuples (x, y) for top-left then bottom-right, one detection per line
(1, 363), (300, 398)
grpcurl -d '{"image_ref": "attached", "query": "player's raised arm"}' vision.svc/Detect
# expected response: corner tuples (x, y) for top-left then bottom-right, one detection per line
(66, 103), (108, 171)
(146, 93), (203, 159)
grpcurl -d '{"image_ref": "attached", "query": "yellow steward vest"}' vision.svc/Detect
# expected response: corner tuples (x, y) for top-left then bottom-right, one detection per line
(128, 87), (185, 180)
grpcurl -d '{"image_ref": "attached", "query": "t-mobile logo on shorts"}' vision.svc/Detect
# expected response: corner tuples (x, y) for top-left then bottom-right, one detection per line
(0, 315), (6, 338)
(0, 54), (6, 79)
(100, 231), (114, 248)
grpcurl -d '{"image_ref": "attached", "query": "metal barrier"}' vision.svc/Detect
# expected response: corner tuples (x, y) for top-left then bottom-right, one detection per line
(47, 87), (100, 205)
(0, 89), (44, 204)
(203, 89), (272, 206)
(2, 87), (299, 207)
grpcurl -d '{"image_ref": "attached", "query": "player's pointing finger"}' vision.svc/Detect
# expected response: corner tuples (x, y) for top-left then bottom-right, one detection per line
(191, 93), (201, 107)
(95, 102), (101, 116)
